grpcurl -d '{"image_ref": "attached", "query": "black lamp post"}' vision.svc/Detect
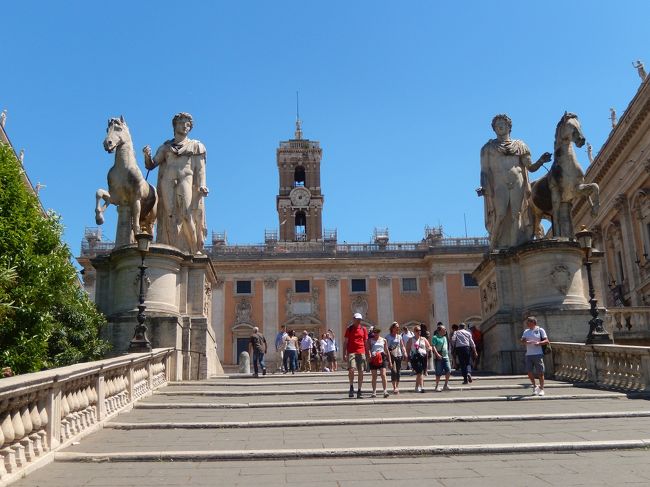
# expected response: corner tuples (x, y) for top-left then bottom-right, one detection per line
(575, 226), (613, 344)
(128, 233), (153, 353)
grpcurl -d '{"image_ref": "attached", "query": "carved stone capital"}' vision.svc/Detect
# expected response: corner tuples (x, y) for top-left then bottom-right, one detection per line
(377, 275), (392, 286)
(263, 277), (278, 289)
(214, 278), (225, 289)
(428, 271), (445, 284)
(326, 277), (339, 288)
(614, 193), (628, 210)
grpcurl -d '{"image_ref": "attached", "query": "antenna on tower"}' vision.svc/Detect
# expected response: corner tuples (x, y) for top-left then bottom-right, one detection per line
(295, 91), (303, 139)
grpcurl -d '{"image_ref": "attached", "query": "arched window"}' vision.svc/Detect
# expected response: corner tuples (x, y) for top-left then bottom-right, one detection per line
(294, 166), (305, 187)
(295, 211), (306, 240)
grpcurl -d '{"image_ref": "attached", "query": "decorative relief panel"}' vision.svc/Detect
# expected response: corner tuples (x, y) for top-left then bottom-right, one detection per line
(285, 287), (321, 320)
(550, 265), (571, 295)
(350, 295), (369, 317)
(480, 280), (498, 317)
(204, 281), (212, 316)
(235, 297), (252, 324)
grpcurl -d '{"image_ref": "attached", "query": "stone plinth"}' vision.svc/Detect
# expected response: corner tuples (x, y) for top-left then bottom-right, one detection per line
(92, 244), (224, 378)
(473, 239), (599, 374)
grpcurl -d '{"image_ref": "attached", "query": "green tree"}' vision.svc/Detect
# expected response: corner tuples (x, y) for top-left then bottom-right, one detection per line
(0, 143), (110, 373)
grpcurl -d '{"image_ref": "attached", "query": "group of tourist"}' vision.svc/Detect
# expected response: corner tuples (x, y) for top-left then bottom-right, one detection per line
(250, 314), (549, 398)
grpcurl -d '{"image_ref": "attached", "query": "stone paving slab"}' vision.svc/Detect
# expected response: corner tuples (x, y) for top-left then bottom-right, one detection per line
(12, 450), (650, 486)
(58, 417), (650, 453)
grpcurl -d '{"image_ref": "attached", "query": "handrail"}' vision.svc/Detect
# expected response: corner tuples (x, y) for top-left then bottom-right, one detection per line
(552, 342), (650, 392)
(0, 348), (176, 485)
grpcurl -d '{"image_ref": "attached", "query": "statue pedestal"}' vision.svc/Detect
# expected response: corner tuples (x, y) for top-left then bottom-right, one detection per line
(473, 239), (601, 374)
(92, 244), (224, 379)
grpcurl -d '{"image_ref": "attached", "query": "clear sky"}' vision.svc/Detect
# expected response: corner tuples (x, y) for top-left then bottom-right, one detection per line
(2, 1), (649, 259)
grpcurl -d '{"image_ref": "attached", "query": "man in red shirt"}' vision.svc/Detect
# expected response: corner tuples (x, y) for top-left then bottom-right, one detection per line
(343, 312), (369, 398)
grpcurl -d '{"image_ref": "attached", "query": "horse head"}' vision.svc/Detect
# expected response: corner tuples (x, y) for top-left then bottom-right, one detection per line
(104, 115), (132, 153)
(555, 112), (585, 148)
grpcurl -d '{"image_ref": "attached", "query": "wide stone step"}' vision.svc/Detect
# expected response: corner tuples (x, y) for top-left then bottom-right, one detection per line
(106, 410), (650, 430)
(13, 450), (650, 487)
(110, 396), (649, 423)
(55, 416), (650, 454)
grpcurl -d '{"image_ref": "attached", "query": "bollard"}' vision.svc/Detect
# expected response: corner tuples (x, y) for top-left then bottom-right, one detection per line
(239, 351), (251, 375)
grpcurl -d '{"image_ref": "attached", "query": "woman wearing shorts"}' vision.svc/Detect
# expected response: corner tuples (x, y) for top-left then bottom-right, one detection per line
(431, 325), (452, 391)
(368, 328), (392, 398)
(407, 325), (432, 393)
(385, 322), (407, 395)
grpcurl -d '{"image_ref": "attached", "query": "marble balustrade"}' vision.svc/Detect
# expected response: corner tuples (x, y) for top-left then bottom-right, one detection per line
(0, 348), (175, 484)
(552, 342), (650, 391)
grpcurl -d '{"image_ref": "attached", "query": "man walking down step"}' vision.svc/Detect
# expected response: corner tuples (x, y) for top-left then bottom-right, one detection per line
(451, 323), (477, 384)
(343, 313), (369, 398)
(275, 325), (288, 372)
(521, 316), (550, 396)
(249, 327), (268, 377)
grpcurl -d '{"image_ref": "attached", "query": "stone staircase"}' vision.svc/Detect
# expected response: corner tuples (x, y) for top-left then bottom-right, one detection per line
(12, 371), (650, 486)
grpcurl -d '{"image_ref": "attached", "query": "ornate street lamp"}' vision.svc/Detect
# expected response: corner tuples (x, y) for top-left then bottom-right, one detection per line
(575, 226), (613, 344)
(128, 233), (153, 353)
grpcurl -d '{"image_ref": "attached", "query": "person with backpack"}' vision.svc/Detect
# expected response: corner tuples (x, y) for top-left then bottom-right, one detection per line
(521, 316), (550, 396)
(343, 313), (369, 398)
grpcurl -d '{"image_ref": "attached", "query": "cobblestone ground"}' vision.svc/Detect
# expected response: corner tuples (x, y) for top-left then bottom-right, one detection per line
(11, 372), (650, 486)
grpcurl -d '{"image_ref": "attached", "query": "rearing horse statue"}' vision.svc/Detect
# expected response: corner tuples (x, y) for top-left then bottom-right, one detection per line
(530, 112), (599, 238)
(95, 116), (157, 246)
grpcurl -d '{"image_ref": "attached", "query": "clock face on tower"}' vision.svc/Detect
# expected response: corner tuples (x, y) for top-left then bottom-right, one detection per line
(289, 187), (311, 207)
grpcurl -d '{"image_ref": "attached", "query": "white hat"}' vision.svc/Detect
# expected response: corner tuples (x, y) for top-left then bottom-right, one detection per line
(353, 312), (363, 319)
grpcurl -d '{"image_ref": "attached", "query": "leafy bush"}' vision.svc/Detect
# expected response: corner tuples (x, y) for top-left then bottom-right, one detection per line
(0, 143), (110, 373)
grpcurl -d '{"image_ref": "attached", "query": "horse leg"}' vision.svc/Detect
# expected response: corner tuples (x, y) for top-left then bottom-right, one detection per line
(95, 189), (111, 225)
(550, 189), (563, 237)
(131, 198), (142, 236)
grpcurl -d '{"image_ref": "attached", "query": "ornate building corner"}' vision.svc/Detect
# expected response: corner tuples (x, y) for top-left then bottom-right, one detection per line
(214, 278), (225, 289)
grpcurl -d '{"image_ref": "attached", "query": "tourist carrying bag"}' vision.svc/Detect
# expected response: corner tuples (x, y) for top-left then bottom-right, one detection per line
(540, 328), (552, 355)
(370, 352), (383, 366)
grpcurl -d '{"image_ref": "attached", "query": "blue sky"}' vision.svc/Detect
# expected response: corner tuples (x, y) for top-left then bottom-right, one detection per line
(2, 1), (649, 258)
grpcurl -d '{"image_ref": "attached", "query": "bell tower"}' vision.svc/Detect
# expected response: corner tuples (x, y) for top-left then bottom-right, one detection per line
(276, 118), (324, 242)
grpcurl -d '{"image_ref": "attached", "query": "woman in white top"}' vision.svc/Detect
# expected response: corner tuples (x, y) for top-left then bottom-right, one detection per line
(367, 327), (392, 398)
(283, 330), (299, 374)
(406, 325), (432, 393)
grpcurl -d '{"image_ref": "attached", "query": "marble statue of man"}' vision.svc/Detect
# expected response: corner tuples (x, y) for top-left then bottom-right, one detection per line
(633, 60), (647, 82)
(477, 114), (551, 249)
(143, 112), (208, 254)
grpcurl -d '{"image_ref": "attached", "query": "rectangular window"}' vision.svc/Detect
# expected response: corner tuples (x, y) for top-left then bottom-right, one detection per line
(463, 273), (479, 287)
(350, 278), (367, 293)
(402, 277), (418, 292)
(235, 280), (252, 295)
(295, 279), (310, 293)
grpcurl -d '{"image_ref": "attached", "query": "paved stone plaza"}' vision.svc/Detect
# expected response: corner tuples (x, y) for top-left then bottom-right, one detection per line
(11, 371), (650, 486)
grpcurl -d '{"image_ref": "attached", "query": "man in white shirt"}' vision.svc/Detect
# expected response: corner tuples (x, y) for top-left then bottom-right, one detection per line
(520, 316), (550, 396)
(451, 323), (477, 384)
(299, 330), (313, 372)
(401, 326), (414, 370)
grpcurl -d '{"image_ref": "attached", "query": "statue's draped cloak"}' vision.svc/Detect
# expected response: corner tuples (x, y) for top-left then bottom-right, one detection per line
(480, 138), (532, 248)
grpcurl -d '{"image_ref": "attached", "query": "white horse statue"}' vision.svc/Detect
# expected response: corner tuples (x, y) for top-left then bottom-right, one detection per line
(530, 112), (599, 238)
(95, 116), (157, 246)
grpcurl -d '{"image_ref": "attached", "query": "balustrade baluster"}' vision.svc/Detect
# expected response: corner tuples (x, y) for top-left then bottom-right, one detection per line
(10, 409), (26, 468)
(19, 405), (35, 462)
(0, 406), (15, 475)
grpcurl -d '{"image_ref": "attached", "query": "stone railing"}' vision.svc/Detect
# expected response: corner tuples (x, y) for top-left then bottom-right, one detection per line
(0, 348), (175, 485)
(605, 307), (650, 337)
(552, 342), (650, 391)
